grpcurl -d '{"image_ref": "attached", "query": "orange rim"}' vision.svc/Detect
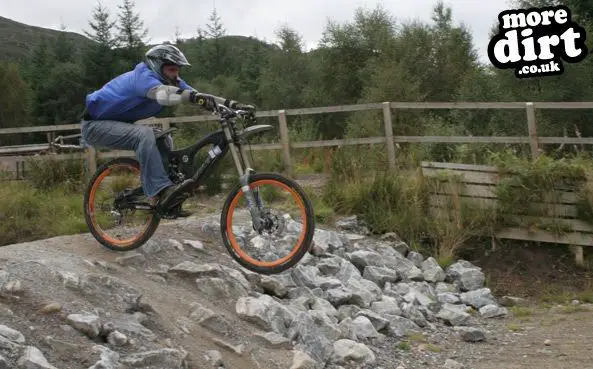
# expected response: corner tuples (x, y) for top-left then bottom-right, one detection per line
(88, 164), (154, 248)
(226, 179), (308, 268)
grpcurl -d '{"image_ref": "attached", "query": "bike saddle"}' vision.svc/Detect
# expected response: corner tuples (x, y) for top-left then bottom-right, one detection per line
(153, 127), (177, 140)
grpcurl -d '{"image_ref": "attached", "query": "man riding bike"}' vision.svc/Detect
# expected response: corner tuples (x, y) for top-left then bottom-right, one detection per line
(80, 44), (255, 216)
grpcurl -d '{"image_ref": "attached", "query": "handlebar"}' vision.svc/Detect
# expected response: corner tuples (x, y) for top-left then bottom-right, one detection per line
(216, 103), (254, 119)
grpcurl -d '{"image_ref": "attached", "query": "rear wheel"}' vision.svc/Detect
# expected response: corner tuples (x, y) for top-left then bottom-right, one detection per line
(83, 157), (160, 251)
(220, 172), (315, 275)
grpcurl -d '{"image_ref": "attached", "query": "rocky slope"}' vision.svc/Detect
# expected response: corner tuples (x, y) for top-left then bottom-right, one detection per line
(0, 212), (521, 369)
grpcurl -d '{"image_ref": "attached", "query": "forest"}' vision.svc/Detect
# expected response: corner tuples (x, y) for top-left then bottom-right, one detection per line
(1, 0), (592, 151)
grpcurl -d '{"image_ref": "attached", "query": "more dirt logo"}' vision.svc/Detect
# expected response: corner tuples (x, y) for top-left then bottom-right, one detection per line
(487, 5), (588, 78)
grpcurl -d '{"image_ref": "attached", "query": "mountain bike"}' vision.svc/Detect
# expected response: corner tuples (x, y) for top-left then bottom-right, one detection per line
(78, 104), (315, 275)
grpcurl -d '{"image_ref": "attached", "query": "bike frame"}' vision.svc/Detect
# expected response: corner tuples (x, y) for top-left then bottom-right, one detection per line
(158, 103), (274, 228)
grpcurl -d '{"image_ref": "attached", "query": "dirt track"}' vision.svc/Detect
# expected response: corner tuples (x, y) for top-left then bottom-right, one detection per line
(2, 206), (593, 369)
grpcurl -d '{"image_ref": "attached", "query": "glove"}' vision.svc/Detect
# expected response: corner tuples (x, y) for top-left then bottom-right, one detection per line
(190, 92), (217, 111)
(224, 99), (255, 114)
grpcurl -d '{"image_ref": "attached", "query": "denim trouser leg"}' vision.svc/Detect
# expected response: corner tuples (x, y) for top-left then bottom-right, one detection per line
(81, 120), (173, 198)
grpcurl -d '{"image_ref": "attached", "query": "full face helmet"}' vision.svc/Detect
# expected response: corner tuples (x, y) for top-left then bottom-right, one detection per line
(145, 44), (191, 85)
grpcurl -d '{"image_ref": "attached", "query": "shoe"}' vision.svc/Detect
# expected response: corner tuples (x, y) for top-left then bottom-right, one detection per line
(156, 179), (195, 212)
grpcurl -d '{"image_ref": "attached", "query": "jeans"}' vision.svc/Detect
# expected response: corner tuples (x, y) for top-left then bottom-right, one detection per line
(81, 119), (173, 198)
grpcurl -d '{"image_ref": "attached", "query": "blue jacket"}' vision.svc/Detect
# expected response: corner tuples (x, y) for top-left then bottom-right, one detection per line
(85, 62), (193, 122)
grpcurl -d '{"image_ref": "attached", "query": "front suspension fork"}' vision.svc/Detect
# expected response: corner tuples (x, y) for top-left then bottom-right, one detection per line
(239, 168), (266, 232)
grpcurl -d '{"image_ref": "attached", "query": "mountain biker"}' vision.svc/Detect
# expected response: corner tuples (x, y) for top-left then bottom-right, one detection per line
(80, 43), (255, 216)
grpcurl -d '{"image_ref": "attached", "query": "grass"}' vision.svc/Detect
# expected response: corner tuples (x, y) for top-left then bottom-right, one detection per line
(397, 341), (411, 351)
(0, 182), (87, 246)
(510, 306), (535, 317)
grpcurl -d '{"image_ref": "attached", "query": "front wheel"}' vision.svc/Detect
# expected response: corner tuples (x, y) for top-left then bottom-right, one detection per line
(220, 172), (315, 275)
(83, 157), (160, 252)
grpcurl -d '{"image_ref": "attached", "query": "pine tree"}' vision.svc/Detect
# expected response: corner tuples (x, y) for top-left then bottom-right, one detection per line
(84, 1), (118, 48)
(83, 1), (119, 88)
(52, 22), (76, 64)
(196, 8), (228, 76)
(116, 0), (149, 65)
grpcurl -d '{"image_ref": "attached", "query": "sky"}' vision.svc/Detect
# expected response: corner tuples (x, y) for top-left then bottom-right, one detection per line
(1, 0), (516, 64)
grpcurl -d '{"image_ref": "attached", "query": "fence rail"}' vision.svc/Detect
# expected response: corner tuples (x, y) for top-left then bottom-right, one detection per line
(2, 100), (593, 179)
(3, 100), (593, 263)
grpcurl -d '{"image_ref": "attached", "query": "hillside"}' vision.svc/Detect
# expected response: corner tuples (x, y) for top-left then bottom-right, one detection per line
(2, 208), (593, 369)
(0, 16), (94, 62)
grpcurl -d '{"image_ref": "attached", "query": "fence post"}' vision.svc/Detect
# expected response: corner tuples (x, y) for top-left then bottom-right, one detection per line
(278, 110), (293, 178)
(526, 102), (539, 160)
(86, 146), (97, 179)
(382, 102), (396, 170)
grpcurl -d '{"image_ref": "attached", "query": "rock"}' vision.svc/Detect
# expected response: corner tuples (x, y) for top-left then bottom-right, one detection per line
(0, 354), (8, 369)
(353, 310), (390, 332)
(66, 313), (101, 338)
(437, 292), (460, 304)
(393, 241), (409, 256)
(89, 345), (120, 369)
(444, 358), (465, 369)
(115, 253), (146, 266)
(287, 311), (334, 364)
(435, 282), (457, 294)
(421, 257), (446, 283)
(436, 304), (471, 326)
(446, 260), (485, 292)
(386, 316), (421, 338)
(189, 305), (233, 335)
(348, 251), (385, 271)
(336, 216), (359, 231)
(290, 350), (317, 369)
(212, 337), (245, 355)
(312, 229), (343, 256)
(499, 296), (528, 307)
(0, 304), (13, 318)
(252, 332), (293, 350)
(104, 316), (156, 340)
(56, 270), (80, 289)
(169, 261), (217, 278)
(44, 336), (84, 355)
(119, 348), (187, 368)
(325, 288), (354, 307)
(291, 265), (341, 291)
(407, 251), (424, 268)
(261, 274), (297, 297)
(39, 303), (62, 315)
(330, 339), (376, 366)
(3, 279), (22, 293)
(460, 288), (496, 309)
(168, 239), (184, 251)
(183, 239), (205, 251)
(107, 331), (128, 346)
(479, 304), (508, 318)
(236, 295), (295, 336)
(17, 346), (58, 369)
(140, 240), (162, 254)
(351, 316), (380, 339)
(370, 295), (402, 317)
(205, 350), (223, 367)
(196, 277), (249, 299)
(0, 325), (26, 344)
(362, 266), (399, 288)
(455, 327), (486, 342)
(544, 339), (551, 346)
(317, 258), (342, 276)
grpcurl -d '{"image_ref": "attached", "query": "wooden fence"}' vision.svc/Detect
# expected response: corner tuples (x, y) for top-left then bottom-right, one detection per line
(4, 101), (593, 179)
(2, 100), (593, 264)
(422, 161), (591, 266)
